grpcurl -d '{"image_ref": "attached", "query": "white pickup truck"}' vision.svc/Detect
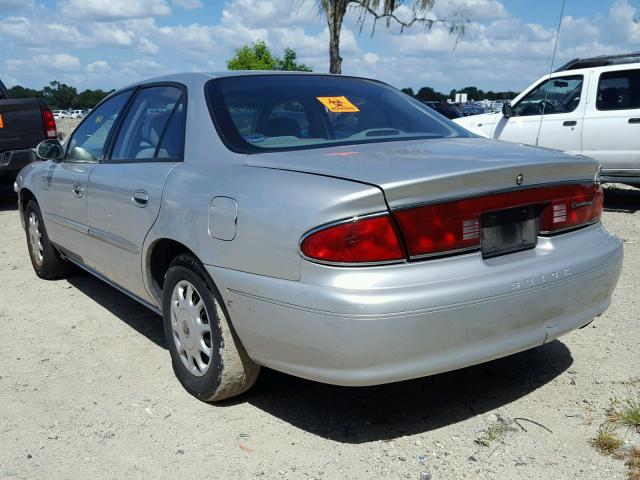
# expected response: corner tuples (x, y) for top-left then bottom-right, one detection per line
(454, 53), (640, 186)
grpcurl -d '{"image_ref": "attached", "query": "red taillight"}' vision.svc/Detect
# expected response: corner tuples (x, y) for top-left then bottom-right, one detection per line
(41, 108), (57, 139)
(394, 183), (603, 259)
(300, 214), (404, 264)
(539, 183), (603, 233)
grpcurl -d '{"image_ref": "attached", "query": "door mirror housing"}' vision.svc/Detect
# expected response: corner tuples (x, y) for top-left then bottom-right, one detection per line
(502, 103), (515, 118)
(35, 140), (64, 162)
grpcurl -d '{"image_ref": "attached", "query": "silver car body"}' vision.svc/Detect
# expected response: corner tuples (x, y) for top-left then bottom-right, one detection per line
(16, 72), (623, 386)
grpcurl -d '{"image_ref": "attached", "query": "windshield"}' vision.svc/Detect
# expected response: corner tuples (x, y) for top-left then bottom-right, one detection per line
(205, 75), (469, 153)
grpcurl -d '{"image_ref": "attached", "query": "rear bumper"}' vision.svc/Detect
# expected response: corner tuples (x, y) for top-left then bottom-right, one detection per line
(208, 224), (623, 386)
(0, 149), (35, 183)
(601, 169), (640, 186)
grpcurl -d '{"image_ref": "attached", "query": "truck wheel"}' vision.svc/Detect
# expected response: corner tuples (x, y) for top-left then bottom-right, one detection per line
(161, 253), (260, 401)
(24, 199), (70, 279)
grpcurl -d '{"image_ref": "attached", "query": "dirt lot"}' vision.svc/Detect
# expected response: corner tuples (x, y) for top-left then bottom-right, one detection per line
(0, 184), (639, 480)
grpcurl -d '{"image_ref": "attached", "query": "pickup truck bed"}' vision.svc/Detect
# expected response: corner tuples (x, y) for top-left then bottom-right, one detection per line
(0, 80), (55, 185)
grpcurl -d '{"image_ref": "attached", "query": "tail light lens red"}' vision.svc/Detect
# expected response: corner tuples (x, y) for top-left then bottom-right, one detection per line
(41, 108), (57, 139)
(539, 183), (603, 233)
(300, 214), (404, 264)
(394, 183), (603, 258)
(300, 183), (603, 265)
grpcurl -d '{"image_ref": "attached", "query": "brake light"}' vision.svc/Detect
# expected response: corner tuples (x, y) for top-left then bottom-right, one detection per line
(41, 108), (57, 139)
(539, 183), (603, 233)
(393, 183), (602, 259)
(300, 214), (404, 264)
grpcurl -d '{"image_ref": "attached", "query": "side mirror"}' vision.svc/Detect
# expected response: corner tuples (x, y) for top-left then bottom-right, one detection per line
(502, 103), (515, 118)
(35, 140), (64, 162)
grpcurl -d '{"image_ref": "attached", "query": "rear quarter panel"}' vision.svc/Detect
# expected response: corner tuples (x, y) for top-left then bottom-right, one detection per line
(145, 161), (387, 284)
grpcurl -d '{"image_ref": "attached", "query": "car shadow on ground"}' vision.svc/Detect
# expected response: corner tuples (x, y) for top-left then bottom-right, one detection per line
(0, 186), (17, 211)
(604, 185), (640, 213)
(66, 272), (167, 349)
(64, 262), (573, 444)
(244, 341), (572, 443)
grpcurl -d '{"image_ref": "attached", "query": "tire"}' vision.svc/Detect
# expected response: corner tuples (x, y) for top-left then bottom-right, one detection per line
(161, 253), (260, 401)
(24, 199), (70, 279)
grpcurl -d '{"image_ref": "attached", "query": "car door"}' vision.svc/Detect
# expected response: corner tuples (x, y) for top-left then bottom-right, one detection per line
(493, 74), (585, 154)
(37, 91), (132, 263)
(582, 67), (640, 173)
(85, 84), (186, 302)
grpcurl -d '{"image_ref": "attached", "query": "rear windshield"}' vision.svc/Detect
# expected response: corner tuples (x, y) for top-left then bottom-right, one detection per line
(205, 75), (470, 153)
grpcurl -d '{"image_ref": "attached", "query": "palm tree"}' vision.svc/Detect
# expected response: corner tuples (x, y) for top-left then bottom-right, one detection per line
(318, 0), (467, 74)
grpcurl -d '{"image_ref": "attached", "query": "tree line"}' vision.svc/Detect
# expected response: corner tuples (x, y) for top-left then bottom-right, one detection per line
(6, 81), (114, 109)
(401, 86), (519, 102)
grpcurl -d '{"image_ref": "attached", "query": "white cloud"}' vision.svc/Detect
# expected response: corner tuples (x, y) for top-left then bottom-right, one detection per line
(3, 0), (640, 94)
(607, 0), (640, 43)
(137, 37), (160, 55)
(35, 53), (81, 71)
(363, 52), (380, 64)
(172, 0), (203, 9)
(86, 60), (111, 74)
(59, 0), (171, 21)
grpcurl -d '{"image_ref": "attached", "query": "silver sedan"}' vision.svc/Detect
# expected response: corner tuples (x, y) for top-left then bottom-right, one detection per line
(15, 72), (623, 401)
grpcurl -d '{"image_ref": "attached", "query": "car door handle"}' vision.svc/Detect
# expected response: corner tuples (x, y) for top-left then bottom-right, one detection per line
(72, 184), (84, 198)
(628, 118), (640, 124)
(131, 190), (149, 208)
(562, 120), (577, 127)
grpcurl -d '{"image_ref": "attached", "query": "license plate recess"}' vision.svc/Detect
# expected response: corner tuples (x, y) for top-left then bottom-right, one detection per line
(481, 205), (538, 259)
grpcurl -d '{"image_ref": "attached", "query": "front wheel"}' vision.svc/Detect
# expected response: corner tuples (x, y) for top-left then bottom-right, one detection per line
(162, 254), (260, 401)
(24, 199), (70, 279)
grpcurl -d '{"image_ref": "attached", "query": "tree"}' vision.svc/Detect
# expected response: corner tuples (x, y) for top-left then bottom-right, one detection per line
(7, 85), (41, 99)
(41, 81), (78, 109)
(74, 89), (113, 109)
(227, 41), (312, 71)
(277, 48), (312, 71)
(400, 87), (414, 96)
(416, 86), (445, 101)
(318, 0), (468, 74)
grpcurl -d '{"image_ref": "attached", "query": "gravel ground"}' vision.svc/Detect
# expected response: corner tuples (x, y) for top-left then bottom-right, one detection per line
(0, 184), (638, 480)
(55, 118), (82, 141)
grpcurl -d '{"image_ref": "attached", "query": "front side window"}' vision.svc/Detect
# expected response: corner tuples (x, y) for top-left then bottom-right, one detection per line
(597, 69), (640, 110)
(111, 86), (185, 162)
(206, 75), (468, 153)
(513, 75), (583, 117)
(66, 91), (132, 163)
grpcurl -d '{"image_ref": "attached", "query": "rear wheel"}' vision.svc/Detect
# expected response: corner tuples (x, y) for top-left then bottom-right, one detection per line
(24, 199), (70, 279)
(161, 253), (260, 401)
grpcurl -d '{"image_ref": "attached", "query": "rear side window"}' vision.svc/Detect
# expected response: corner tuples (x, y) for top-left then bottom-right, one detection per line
(597, 69), (640, 110)
(206, 75), (467, 153)
(110, 85), (185, 162)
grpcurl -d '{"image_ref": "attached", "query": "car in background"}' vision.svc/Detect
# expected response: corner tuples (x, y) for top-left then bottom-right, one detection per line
(67, 110), (86, 119)
(454, 52), (640, 186)
(461, 103), (490, 116)
(52, 110), (66, 119)
(0, 78), (57, 186)
(422, 101), (463, 119)
(490, 100), (507, 112)
(15, 72), (622, 402)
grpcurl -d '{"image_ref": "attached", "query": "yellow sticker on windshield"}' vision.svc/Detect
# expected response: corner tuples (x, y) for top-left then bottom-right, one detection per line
(0, 114), (3, 129)
(316, 96), (360, 113)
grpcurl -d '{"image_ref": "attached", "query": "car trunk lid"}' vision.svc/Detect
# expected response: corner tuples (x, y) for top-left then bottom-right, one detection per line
(245, 137), (598, 209)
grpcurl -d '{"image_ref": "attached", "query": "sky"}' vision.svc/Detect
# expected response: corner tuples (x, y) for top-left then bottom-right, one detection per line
(1, 0), (640, 94)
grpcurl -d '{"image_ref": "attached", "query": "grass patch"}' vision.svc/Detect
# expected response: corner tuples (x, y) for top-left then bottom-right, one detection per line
(619, 400), (640, 432)
(590, 395), (640, 480)
(627, 447), (640, 480)
(591, 424), (623, 455)
(474, 415), (517, 447)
